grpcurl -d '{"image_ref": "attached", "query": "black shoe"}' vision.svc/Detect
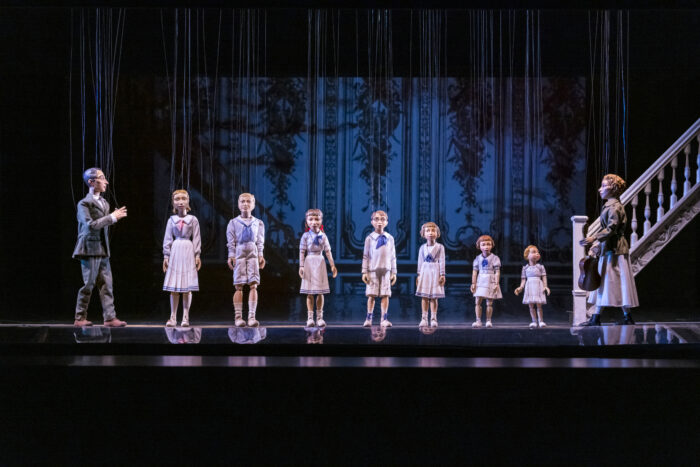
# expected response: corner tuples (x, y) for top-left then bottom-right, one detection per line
(617, 314), (635, 325)
(579, 314), (601, 326)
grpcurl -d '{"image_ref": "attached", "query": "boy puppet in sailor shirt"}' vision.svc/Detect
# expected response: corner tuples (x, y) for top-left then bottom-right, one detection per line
(361, 210), (397, 327)
(226, 193), (265, 327)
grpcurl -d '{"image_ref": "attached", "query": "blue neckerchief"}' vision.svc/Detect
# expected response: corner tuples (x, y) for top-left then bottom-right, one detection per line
(237, 219), (254, 243)
(481, 257), (489, 269)
(376, 234), (387, 249)
(312, 232), (323, 246)
(425, 254), (434, 263)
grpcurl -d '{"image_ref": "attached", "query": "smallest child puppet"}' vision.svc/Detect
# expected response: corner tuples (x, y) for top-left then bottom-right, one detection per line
(227, 193), (265, 327)
(362, 210), (397, 327)
(470, 234), (502, 328)
(162, 189), (202, 327)
(299, 208), (337, 327)
(514, 245), (550, 328)
(415, 222), (446, 327)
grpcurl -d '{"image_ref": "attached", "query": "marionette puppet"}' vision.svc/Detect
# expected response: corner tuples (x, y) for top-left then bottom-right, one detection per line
(514, 245), (550, 328)
(470, 234), (502, 328)
(72, 167), (128, 327)
(415, 222), (446, 327)
(162, 189), (201, 327)
(299, 208), (338, 327)
(226, 193), (266, 327)
(361, 210), (397, 327)
(579, 174), (639, 325)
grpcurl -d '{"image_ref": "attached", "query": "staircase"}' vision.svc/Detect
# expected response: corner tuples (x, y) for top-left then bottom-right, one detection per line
(571, 118), (700, 324)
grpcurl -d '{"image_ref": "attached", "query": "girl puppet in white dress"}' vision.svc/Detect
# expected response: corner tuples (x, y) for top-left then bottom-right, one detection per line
(514, 245), (550, 328)
(162, 189), (202, 327)
(415, 222), (446, 327)
(470, 234), (502, 328)
(299, 209), (337, 327)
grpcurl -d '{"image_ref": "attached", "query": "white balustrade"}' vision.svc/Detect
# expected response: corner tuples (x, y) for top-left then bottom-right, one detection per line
(697, 134), (700, 184)
(630, 193), (638, 246)
(683, 144), (691, 198)
(656, 170), (665, 220)
(644, 182), (652, 234)
(670, 156), (678, 209)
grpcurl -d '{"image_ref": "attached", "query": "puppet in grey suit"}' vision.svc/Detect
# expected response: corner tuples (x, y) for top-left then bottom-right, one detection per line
(73, 168), (127, 326)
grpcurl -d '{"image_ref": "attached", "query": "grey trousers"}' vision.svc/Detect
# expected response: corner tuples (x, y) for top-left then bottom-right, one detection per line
(75, 257), (116, 321)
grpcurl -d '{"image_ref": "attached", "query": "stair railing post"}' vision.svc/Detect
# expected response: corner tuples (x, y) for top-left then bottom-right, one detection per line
(697, 134), (700, 185)
(571, 215), (588, 325)
(657, 170), (665, 221)
(643, 182), (652, 235)
(630, 193), (639, 246)
(683, 144), (691, 198)
(670, 156), (678, 209)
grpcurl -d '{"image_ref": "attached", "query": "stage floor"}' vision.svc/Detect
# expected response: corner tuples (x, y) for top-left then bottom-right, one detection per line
(1, 322), (699, 367)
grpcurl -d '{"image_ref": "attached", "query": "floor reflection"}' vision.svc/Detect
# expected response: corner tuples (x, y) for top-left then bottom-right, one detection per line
(304, 326), (325, 344)
(74, 327), (111, 343)
(570, 323), (692, 345)
(370, 325), (388, 342)
(228, 327), (267, 344)
(164, 327), (202, 344)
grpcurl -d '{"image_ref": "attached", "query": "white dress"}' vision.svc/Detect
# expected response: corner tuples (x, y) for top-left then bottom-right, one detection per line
(521, 264), (547, 304)
(473, 253), (502, 299)
(299, 231), (331, 295)
(415, 243), (445, 299)
(163, 214), (201, 292)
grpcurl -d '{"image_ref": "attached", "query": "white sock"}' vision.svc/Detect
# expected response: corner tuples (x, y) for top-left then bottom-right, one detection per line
(248, 300), (257, 319)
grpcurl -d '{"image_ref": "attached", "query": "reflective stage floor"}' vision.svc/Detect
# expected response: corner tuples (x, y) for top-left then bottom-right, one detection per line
(2, 322), (700, 367)
(2, 322), (699, 465)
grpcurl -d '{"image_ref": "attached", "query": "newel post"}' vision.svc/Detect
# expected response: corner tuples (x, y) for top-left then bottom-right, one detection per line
(571, 215), (589, 325)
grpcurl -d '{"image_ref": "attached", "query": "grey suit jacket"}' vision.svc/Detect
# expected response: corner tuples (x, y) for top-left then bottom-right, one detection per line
(72, 193), (115, 258)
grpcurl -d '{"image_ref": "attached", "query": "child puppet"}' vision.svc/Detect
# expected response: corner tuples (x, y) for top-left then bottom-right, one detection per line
(361, 210), (397, 327)
(470, 234), (502, 328)
(415, 222), (446, 327)
(514, 245), (550, 328)
(299, 208), (337, 327)
(162, 189), (202, 327)
(226, 193), (265, 327)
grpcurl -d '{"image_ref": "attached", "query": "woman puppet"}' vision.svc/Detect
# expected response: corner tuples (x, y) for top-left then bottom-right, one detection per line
(470, 234), (502, 328)
(415, 222), (446, 327)
(162, 189), (201, 327)
(514, 245), (550, 328)
(579, 174), (639, 325)
(299, 209), (337, 327)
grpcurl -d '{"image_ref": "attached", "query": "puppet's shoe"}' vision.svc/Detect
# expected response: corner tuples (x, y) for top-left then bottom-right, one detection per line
(485, 320), (493, 328)
(430, 319), (438, 328)
(73, 319), (93, 327)
(181, 319), (190, 327)
(103, 318), (127, 327)
(316, 318), (326, 327)
(363, 319), (372, 327)
(472, 320), (482, 328)
(306, 318), (316, 327)
(419, 318), (428, 327)
(247, 318), (259, 327)
(380, 319), (392, 327)
(579, 314), (601, 326)
(166, 317), (177, 327)
(617, 315), (635, 325)
(235, 318), (246, 327)
(529, 321), (538, 329)
(538, 321), (547, 328)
